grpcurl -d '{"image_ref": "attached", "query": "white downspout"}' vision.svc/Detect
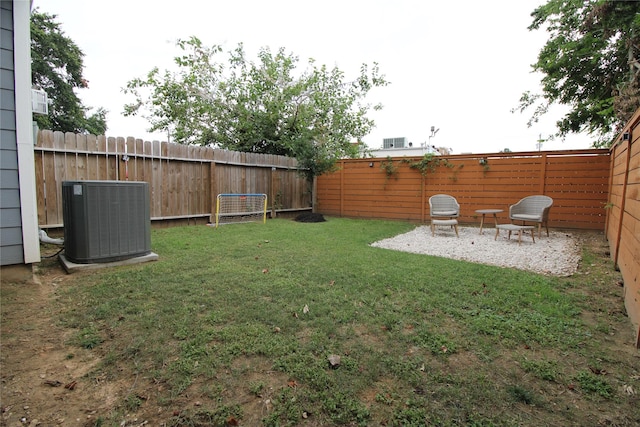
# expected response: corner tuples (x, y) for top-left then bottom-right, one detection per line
(14, 0), (40, 263)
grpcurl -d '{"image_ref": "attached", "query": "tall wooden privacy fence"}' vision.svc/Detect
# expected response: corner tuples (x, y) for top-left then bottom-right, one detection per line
(34, 130), (311, 227)
(607, 110), (640, 348)
(316, 149), (611, 230)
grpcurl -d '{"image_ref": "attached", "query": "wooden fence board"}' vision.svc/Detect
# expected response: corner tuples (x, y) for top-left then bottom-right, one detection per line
(64, 132), (77, 181)
(52, 131), (66, 225)
(75, 133), (87, 180)
(34, 149), (45, 225)
(40, 131), (54, 224)
(86, 134), (98, 180)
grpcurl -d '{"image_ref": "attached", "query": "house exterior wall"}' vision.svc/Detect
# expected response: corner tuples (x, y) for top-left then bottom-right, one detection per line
(0, 0), (39, 266)
(367, 145), (443, 158)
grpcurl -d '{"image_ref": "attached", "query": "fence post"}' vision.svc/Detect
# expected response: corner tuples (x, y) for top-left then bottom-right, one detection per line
(312, 176), (317, 213)
(339, 161), (344, 216)
(539, 153), (547, 194)
(209, 159), (216, 223)
(613, 139), (631, 269)
(421, 175), (427, 223)
(605, 145), (615, 238)
(271, 167), (277, 218)
(117, 137), (127, 181)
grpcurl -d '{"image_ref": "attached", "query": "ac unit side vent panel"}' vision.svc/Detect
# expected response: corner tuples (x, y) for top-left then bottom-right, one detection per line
(62, 181), (151, 264)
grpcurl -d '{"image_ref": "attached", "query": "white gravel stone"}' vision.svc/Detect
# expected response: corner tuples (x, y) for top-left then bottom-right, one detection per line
(370, 225), (582, 276)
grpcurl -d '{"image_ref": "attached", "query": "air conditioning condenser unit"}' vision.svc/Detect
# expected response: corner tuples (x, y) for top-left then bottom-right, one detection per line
(62, 181), (151, 264)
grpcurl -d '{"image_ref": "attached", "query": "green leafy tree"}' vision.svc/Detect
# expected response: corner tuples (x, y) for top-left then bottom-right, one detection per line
(514, 0), (640, 147)
(123, 37), (388, 180)
(30, 9), (107, 135)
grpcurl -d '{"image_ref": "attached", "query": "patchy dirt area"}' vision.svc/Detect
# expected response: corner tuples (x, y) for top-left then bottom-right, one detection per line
(0, 257), (115, 427)
(1, 230), (638, 426)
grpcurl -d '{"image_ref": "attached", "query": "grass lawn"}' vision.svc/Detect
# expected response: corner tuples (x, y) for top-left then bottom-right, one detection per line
(3, 217), (638, 426)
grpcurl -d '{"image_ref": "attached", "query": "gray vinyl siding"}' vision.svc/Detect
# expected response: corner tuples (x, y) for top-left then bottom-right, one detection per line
(0, 0), (24, 265)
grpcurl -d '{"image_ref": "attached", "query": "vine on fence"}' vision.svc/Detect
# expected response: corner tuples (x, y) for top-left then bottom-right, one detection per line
(403, 153), (454, 176)
(380, 156), (399, 185)
(449, 163), (464, 182)
(479, 157), (490, 173)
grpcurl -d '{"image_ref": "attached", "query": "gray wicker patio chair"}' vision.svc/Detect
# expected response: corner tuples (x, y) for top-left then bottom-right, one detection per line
(429, 194), (460, 237)
(509, 195), (553, 237)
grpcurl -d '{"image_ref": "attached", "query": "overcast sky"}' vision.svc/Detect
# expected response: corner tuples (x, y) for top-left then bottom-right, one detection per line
(32, 0), (592, 154)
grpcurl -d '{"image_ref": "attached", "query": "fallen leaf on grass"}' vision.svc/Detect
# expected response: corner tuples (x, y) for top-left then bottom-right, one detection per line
(589, 366), (607, 375)
(262, 269), (269, 274)
(287, 380), (298, 388)
(303, 304), (309, 314)
(328, 354), (341, 367)
(64, 380), (77, 390)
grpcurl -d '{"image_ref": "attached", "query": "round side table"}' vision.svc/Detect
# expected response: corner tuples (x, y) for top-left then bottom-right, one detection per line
(475, 209), (503, 235)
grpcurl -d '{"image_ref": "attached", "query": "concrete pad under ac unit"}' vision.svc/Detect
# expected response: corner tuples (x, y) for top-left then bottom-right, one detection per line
(59, 252), (159, 274)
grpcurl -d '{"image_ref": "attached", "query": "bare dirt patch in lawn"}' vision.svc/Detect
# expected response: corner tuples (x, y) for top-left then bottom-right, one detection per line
(1, 261), (129, 426)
